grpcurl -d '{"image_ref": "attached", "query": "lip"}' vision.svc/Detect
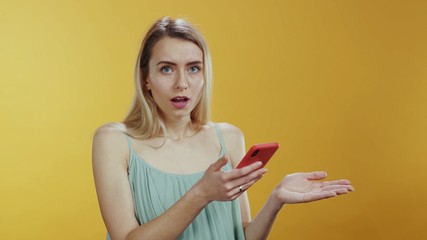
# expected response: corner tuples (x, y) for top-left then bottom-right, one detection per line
(170, 96), (190, 109)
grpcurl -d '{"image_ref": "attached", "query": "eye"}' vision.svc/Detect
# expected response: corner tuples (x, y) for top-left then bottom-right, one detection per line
(160, 66), (173, 74)
(188, 66), (201, 73)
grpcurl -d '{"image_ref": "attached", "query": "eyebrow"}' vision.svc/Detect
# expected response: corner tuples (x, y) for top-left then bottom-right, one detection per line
(156, 60), (203, 66)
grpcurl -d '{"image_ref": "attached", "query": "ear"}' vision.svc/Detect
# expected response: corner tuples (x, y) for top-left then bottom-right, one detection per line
(145, 78), (151, 90)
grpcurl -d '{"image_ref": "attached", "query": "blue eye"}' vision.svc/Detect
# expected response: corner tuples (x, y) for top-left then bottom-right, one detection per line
(189, 66), (201, 73)
(161, 66), (172, 73)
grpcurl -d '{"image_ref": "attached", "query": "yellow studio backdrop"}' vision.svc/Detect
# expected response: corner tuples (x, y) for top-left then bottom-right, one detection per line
(1, 0), (426, 239)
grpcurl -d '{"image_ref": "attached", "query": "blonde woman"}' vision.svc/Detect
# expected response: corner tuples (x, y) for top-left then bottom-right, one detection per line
(92, 17), (354, 240)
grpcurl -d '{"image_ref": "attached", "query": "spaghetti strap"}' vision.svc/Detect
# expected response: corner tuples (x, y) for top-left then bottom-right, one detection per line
(213, 123), (227, 156)
(106, 124), (245, 239)
(124, 134), (135, 155)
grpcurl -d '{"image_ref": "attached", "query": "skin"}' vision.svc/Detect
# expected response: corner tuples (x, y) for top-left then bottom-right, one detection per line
(92, 37), (355, 240)
(145, 37), (205, 125)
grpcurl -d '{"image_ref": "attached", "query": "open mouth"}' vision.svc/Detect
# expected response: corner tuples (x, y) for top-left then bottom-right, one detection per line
(170, 96), (190, 109)
(171, 96), (190, 103)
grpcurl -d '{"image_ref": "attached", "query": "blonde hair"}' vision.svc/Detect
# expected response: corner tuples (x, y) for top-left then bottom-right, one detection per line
(123, 17), (212, 139)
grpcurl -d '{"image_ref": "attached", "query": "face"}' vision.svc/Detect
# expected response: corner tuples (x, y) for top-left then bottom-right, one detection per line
(146, 37), (204, 122)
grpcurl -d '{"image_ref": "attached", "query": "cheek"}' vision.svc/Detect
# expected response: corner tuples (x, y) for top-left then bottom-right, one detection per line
(190, 74), (204, 87)
(193, 80), (205, 101)
(150, 85), (166, 99)
(147, 73), (170, 92)
(196, 79), (204, 89)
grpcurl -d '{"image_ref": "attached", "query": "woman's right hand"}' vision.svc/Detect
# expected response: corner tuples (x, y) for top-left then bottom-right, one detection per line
(193, 155), (267, 203)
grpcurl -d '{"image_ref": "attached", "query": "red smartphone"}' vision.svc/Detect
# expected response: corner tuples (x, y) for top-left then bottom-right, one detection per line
(235, 142), (279, 169)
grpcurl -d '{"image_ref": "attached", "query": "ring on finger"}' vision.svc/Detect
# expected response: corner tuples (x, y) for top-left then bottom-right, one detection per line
(239, 186), (243, 193)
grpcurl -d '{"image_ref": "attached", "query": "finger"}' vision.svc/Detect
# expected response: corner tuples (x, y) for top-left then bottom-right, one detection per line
(303, 191), (337, 202)
(240, 174), (264, 191)
(322, 185), (354, 192)
(228, 172), (265, 199)
(231, 168), (266, 187)
(305, 171), (328, 181)
(209, 155), (229, 171)
(334, 188), (351, 195)
(321, 179), (352, 186)
(225, 166), (267, 189)
(225, 184), (246, 200)
(226, 161), (263, 180)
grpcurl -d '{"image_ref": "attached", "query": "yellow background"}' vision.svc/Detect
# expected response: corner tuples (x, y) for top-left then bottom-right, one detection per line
(1, 0), (426, 239)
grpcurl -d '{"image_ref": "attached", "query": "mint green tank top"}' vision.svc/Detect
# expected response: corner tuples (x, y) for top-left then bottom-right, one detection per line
(106, 124), (245, 240)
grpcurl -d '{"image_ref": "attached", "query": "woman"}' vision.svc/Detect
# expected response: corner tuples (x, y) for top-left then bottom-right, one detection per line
(92, 17), (354, 240)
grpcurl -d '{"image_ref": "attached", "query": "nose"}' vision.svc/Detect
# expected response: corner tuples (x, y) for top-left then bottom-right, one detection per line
(175, 71), (188, 90)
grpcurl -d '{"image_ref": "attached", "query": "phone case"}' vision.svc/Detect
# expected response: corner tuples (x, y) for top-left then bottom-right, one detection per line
(235, 142), (279, 169)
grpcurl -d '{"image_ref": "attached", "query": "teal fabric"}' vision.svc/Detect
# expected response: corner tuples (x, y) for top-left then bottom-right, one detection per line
(106, 124), (245, 240)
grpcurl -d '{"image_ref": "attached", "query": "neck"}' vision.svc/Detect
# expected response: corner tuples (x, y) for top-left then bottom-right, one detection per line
(162, 117), (199, 141)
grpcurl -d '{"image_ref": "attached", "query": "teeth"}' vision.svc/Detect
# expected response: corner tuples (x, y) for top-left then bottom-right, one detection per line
(172, 97), (188, 102)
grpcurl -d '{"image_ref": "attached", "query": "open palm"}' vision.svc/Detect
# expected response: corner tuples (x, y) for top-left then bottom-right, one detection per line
(274, 171), (354, 204)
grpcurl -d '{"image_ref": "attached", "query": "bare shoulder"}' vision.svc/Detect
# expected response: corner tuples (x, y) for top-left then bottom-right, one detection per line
(215, 122), (244, 140)
(93, 123), (127, 148)
(92, 122), (129, 167)
(95, 122), (127, 136)
(92, 123), (139, 238)
(215, 122), (246, 165)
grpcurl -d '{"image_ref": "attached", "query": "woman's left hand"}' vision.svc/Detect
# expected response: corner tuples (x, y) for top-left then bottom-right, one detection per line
(272, 171), (354, 205)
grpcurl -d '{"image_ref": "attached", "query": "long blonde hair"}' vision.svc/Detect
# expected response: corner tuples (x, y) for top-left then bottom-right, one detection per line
(123, 17), (213, 139)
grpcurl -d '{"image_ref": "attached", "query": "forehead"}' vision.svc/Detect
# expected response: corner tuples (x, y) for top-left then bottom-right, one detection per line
(150, 37), (203, 63)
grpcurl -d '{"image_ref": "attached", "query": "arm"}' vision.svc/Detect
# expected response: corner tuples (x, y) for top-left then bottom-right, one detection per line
(218, 123), (354, 240)
(244, 172), (354, 240)
(92, 124), (266, 240)
(219, 123), (273, 237)
(217, 122), (254, 227)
